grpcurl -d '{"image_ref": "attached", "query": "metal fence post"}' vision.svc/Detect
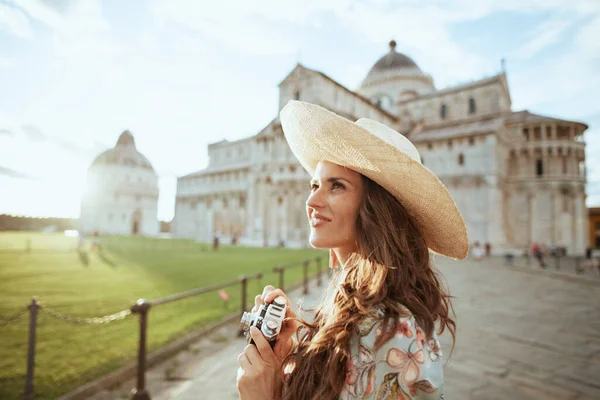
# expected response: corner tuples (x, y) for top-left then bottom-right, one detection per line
(276, 267), (284, 291)
(303, 260), (309, 295)
(131, 299), (151, 400)
(238, 276), (248, 337)
(316, 257), (322, 287)
(24, 297), (39, 400)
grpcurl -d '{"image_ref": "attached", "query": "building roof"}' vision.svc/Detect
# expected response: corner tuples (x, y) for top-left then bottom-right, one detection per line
(410, 115), (505, 142)
(91, 131), (155, 171)
(588, 207), (600, 216)
(505, 110), (588, 129)
(280, 64), (398, 122)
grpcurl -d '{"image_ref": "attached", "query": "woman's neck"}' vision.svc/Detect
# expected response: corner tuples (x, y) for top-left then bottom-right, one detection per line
(333, 247), (354, 268)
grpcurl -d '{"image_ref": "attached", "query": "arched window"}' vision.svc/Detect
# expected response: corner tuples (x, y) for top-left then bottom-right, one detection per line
(458, 153), (464, 166)
(468, 97), (476, 114)
(536, 159), (544, 177)
(440, 104), (447, 119)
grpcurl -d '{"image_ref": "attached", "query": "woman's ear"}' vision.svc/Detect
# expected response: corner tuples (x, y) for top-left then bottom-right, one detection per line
(328, 249), (339, 269)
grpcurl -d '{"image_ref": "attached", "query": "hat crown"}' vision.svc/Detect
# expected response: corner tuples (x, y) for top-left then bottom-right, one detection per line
(354, 118), (421, 164)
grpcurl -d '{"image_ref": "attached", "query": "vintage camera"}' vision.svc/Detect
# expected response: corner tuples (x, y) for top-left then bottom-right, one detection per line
(240, 295), (287, 348)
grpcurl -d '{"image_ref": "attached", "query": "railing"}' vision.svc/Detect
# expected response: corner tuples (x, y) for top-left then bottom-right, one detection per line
(273, 256), (324, 294)
(1, 256), (324, 400)
(129, 271), (264, 400)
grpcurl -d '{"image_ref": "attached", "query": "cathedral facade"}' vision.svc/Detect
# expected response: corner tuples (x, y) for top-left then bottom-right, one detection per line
(172, 41), (589, 255)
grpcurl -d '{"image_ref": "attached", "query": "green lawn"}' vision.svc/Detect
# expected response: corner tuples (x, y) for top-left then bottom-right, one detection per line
(0, 232), (325, 400)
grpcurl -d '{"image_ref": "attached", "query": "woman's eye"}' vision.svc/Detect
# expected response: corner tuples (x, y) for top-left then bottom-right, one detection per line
(332, 182), (345, 190)
(310, 183), (319, 191)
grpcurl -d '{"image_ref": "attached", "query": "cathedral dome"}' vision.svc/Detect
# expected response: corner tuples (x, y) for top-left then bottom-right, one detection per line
(359, 40), (435, 108)
(365, 40), (422, 80)
(91, 130), (155, 171)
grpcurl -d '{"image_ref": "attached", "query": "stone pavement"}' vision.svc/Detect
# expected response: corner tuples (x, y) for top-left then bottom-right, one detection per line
(91, 257), (600, 399)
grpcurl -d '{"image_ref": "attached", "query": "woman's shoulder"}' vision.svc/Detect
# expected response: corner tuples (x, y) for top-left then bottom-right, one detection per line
(355, 303), (414, 337)
(343, 304), (444, 399)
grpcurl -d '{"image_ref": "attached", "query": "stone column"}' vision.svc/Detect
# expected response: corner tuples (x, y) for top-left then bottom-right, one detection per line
(486, 179), (505, 253)
(570, 124), (575, 141)
(281, 190), (289, 244)
(286, 189), (296, 243)
(245, 175), (255, 241)
(262, 179), (271, 246)
(529, 190), (536, 245)
(253, 178), (264, 245)
(551, 123), (557, 141)
(573, 189), (586, 255)
(552, 187), (561, 245)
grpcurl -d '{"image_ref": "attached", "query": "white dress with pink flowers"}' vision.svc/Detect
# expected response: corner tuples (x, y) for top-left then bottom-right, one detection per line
(339, 307), (444, 400)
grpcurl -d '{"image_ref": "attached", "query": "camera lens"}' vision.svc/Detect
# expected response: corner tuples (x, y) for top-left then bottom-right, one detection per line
(240, 312), (256, 332)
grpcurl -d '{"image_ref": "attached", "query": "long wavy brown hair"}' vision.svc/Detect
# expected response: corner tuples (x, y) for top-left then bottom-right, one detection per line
(281, 175), (456, 400)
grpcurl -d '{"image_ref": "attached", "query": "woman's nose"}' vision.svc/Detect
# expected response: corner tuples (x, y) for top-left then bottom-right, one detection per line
(306, 188), (326, 210)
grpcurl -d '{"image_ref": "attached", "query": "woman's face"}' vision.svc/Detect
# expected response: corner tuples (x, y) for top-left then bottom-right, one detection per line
(306, 161), (364, 252)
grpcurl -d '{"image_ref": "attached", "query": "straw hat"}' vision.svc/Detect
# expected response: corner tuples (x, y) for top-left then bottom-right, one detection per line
(279, 100), (468, 260)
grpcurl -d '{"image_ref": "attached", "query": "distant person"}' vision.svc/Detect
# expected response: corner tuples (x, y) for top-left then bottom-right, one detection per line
(91, 231), (102, 252)
(485, 242), (491, 257)
(472, 241), (485, 261)
(236, 101), (469, 400)
(531, 242), (545, 268)
(77, 232), (85, 250)
(212, 232), (220, 251)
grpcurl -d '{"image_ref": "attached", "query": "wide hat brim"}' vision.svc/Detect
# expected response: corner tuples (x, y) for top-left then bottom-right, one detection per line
(280, 101), (469, 260)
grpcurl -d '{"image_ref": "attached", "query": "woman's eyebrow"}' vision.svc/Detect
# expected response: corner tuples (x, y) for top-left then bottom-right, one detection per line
(310, 177), (353, 186)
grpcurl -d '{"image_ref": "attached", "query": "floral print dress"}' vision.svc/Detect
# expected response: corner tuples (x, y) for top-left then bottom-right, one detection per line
(339, 306), (444, 400)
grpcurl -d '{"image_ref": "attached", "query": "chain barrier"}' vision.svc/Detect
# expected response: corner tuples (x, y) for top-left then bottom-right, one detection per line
(0, 307), (29, 327)
(39, 305), (132, 324)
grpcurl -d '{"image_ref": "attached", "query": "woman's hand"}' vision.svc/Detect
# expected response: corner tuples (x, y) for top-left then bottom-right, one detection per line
(252, 285), (301, 361)
(236, 326), (282, 400)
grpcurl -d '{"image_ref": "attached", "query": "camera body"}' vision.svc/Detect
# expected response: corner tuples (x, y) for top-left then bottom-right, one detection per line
(240, 295), (287, 348)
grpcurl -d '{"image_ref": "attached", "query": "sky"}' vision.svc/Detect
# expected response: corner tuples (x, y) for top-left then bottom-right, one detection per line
(0, 0), (599, 221)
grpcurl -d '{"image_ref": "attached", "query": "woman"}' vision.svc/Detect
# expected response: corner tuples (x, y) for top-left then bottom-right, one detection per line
(236, 101), (468, 400)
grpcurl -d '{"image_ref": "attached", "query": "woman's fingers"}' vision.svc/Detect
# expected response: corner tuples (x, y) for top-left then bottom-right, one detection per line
(262, 289), (296, 318)
(243, 343), (261, 365)
(261, 285), (275, 299)
(251, 294), (263, 313)
(237, 352), (252, 371)
(250, 326), (278, 364)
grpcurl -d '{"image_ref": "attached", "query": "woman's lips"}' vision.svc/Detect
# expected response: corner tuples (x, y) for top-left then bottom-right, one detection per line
(310, 216), (331, 228)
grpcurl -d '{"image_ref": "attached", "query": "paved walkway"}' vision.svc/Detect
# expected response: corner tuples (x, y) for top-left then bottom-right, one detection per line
(92, 257), (600, 399)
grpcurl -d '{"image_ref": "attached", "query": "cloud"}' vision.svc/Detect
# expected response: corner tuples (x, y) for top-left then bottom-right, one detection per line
(0, 166), (38, 180)
(21, 125), (47, 142)
(0, 2), (34, 38)
(513, 18), (575, 59)
(11, 0), (115, 60)
(0, 129), (13, 136)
